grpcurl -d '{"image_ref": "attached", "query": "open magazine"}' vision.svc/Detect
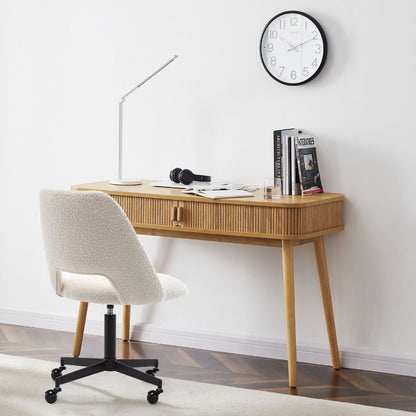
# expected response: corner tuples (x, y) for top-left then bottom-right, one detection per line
(181, 184), (254, 199)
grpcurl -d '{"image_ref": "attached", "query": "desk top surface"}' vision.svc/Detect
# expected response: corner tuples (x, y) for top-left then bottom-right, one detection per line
(72, 180), (344, 208)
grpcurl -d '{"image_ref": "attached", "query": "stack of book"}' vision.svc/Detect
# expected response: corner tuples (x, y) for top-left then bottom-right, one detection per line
(273, 128), (323, 196)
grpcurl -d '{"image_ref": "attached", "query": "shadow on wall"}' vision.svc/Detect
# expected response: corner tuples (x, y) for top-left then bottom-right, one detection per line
(332, 140), (409, 351)
(133, 236), (176, 334)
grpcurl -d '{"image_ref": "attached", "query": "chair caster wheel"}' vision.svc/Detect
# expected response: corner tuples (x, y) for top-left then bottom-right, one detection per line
(45, 388), (60, 404)
(146, 367), (159, 376)
(51, 366), (66, 380)
(147, 388), (163, 404)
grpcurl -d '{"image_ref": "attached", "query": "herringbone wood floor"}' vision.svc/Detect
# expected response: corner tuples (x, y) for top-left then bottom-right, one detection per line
(1, 323), (415, 412)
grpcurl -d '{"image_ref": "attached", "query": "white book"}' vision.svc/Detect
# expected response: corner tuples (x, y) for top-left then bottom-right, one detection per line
(150, 181), (188, 189)
(281, 132), (288, 195)
(282, 129), (301, 195)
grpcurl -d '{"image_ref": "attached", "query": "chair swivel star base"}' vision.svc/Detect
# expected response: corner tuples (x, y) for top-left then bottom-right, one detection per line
(45, 305), (163, 405)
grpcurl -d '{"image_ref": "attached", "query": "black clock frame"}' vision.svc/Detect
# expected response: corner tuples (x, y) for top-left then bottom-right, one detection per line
(260, 10), (328, 86)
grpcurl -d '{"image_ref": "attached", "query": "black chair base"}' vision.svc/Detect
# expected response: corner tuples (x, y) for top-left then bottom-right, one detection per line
(45, 305), (163, 405)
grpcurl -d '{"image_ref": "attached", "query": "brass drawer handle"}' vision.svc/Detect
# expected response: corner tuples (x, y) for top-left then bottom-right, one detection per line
(177, 206), (183, 222)
(170, 206), (177, 222)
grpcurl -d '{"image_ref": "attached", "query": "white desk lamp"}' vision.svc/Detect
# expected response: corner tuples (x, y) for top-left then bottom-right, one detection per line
(110, 55), (178, 186)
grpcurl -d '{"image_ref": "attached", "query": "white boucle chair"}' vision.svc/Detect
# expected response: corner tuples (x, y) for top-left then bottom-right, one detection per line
(39, 189), (189, 405)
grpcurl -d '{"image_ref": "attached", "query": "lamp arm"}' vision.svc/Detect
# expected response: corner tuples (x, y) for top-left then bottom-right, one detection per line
(121, 55), (178, 100)
(113, 54), (178, 185)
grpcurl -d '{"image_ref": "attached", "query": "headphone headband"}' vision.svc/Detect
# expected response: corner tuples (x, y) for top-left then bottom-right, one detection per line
(170, 168), (211, 185)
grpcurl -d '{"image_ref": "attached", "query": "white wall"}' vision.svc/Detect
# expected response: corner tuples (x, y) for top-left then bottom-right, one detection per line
(1, 0), (416, 371)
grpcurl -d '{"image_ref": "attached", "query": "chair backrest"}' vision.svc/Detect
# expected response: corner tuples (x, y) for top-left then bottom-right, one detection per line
(39, 189), (164, 305)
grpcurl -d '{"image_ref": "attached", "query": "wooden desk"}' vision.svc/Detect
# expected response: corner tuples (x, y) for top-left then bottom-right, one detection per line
(72, 180), (344, 388)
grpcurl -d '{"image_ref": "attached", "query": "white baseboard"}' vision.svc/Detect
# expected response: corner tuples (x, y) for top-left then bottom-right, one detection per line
(129, 323), (416, 377)
(1, 307), (415, 377)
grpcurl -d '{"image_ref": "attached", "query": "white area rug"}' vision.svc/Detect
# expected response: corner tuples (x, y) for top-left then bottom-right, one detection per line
(0, 354), (413, 416)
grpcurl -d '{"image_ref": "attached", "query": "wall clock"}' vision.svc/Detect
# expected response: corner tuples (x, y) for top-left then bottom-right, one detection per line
(260, 11), (328, 86)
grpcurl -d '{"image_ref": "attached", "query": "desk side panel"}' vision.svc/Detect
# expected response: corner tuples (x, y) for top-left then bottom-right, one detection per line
(300, 201), (344, 235)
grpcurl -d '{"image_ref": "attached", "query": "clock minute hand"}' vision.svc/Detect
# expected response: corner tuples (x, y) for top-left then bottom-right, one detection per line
(287, 37), (316, 52)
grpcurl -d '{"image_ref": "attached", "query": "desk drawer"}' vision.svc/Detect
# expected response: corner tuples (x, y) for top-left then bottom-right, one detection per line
(111, 194), (343, 239)
(179, 200), (343, 238)
(112, 195), (177, 228)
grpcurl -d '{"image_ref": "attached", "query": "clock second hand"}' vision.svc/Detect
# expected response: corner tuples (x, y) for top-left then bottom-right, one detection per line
(278, 35), (299, 53)
(287, 37), (315, 52)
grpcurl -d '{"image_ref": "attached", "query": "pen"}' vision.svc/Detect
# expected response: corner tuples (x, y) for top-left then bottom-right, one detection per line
(199, 188), (229, 191)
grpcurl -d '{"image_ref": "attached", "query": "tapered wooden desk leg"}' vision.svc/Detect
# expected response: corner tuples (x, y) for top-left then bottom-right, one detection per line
(282, 240), (297, 388)
(72, 301), (88, 357)
(122, 305), (131, 342)
(313, 236), (341, 370)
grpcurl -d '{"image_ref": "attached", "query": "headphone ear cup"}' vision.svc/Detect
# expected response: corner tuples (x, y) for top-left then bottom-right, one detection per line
(170, 168), (182, 183)
(178, 169), (193, 185)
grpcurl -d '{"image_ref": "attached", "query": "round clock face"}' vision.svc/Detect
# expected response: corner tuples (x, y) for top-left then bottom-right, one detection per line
(260, 11), (328, 86)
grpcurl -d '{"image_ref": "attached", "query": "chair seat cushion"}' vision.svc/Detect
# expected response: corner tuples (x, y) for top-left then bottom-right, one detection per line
(157, 273), (189, 301)
(58, 272), (189, 305)
(59, 272), (123, 304)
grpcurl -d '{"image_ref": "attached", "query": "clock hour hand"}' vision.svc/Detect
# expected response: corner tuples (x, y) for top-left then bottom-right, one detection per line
(287, 37), (316, 52)
(278, 35), (299, 53)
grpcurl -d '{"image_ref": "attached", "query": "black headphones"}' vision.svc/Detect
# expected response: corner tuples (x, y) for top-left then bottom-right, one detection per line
(169, 168), (211, 185)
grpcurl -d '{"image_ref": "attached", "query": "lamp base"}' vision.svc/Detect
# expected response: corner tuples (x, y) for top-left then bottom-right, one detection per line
(109, 179), (142, 186)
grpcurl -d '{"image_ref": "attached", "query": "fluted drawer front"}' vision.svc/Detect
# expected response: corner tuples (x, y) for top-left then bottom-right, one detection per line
(180, 200), (343, 237)
(110, 194), (343, 238)
(112, 195), (175, 228)
(179, 201), (283, 235)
